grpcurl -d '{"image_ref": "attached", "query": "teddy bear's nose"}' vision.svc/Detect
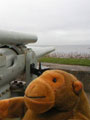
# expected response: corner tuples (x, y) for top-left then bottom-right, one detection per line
(26, 81), (48, 98)
(25, 79), (55, 102)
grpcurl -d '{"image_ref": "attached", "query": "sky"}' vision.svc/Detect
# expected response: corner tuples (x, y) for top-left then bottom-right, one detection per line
(0, 0), (90, 45)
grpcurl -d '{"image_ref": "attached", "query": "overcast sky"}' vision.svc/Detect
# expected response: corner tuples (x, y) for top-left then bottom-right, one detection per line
(0, 0), (90, 45)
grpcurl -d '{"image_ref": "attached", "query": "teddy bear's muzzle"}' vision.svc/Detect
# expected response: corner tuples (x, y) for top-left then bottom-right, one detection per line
(24, 79), (55, 113)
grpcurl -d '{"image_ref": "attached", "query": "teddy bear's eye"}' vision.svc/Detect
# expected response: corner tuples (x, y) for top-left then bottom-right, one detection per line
(53, 78), (57, 83)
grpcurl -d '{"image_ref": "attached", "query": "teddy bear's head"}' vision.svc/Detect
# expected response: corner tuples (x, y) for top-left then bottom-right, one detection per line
(24, 70), (83, 114)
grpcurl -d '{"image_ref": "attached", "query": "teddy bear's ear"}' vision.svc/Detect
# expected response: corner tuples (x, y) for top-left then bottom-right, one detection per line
(72, 81), (83, 95)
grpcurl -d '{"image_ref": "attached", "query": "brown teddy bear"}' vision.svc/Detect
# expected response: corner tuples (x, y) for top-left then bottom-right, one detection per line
(0, 70), (90, 120)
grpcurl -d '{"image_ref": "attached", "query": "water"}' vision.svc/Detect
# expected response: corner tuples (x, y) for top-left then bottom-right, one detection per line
(27, 44), (90, 58)
(54, 45), (90, 54)
(50, 45), (90, 58)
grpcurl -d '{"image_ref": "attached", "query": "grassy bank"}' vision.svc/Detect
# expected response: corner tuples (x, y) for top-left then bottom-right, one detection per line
(39, 57), (90, 66)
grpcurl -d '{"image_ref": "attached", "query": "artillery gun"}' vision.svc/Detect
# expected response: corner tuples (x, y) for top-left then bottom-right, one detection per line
(0, 30), (54, 99)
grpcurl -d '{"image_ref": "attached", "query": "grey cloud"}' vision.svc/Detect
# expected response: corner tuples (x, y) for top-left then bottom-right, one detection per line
(0, 0), (90, 45)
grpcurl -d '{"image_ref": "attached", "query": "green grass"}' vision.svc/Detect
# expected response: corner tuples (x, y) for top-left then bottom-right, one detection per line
(39, 57), (90, 66)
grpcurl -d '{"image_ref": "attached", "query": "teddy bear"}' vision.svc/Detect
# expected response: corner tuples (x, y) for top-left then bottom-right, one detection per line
(0, 70), (90, 120)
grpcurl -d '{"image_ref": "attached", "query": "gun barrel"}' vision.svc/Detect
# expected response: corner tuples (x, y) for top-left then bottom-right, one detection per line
(0, 30), (37, 45)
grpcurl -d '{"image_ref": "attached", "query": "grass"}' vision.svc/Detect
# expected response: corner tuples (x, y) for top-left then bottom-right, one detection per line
(39, 57), (90, 66)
